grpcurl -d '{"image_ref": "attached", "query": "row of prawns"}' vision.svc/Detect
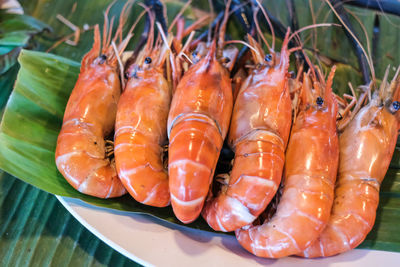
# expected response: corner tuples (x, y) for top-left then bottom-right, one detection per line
(55, 0), (400, 259)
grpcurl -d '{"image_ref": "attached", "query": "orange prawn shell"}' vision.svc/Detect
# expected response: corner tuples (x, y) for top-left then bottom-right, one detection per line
(167, 51), (233, 223)
(229, 61), (292, 147)
(235, 69), (339, 258)
(62, 64), (120, 132)
(55, 26), (126, 198)
(114, 67), (171, 207)
(340, 106), (398, 182)
(287, 72), (339, 181)
(201, 35), (293, 232)
(301, 101), (399, 258)
(168, 54), (233, 138)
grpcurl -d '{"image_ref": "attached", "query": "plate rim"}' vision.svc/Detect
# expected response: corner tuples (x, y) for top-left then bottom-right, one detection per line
(56, 195), (152, 267)
(56, 195), (400, 267)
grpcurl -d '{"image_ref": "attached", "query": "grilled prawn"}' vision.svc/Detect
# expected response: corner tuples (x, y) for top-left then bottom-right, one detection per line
(55, 7), (133, 198)
(300, 69), (400, 258)
(167, 2), (236, 223)
(114, 10), (172, 207)
(236, 67), (339, 258)
(202, 30), (292, 232)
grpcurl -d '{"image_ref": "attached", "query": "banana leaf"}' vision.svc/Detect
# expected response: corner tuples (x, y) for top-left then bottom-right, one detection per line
(0, 50), (210, 231)
(0, 11), (51, 74)
(1, 0), (400, 254)
(1, 48), (400, 252)
(18, 0), (198, 62)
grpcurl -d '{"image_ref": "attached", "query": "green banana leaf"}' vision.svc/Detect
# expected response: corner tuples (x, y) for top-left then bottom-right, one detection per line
(1, 48), (400, 252)
(0, 11), (51, 74)
(18, 0), (198, 62)
(0, 49), (210, 231)
(1, 0), (400, 255)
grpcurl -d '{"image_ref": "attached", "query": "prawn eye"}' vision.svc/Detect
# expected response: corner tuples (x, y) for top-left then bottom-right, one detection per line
(144, 57), (152, 64)
(390, 101), (400, 113)
(192, 51), (198, 58)
(316, 96), (324, 106)
(98, 54), (107, 64)
(264, 54), (272, 62)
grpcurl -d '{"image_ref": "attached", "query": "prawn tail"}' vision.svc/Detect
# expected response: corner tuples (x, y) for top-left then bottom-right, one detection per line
(168, 114), (223, 223)
(202, 132), (285, 232)
(114, 134), (170, 207)
(202, 195), (258, 232)
(235, 228), (260, 257)
(55, 133), (127, 199)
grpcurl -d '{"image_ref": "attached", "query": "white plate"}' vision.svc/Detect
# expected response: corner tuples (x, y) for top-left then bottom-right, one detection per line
(57, 196), (400, 267)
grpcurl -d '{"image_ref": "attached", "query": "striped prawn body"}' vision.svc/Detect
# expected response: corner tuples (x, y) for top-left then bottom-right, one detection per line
(114, 66), (171, 207)
(55, 25), (127, 198)
(300, 71), (400, 258)
(113, 5), (172, 207)
(202, 32), (292, 232)
(167, 42), (233, 223)
(236, 67), (339, 258)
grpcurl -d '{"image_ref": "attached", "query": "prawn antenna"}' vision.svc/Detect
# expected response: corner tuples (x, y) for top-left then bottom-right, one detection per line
(111, 0), (135, 45)
(224, 39), (260, 58)
(343, 5), (374, 81)
(288, 23), (340, 42)
(217, 0), (233, 58)
(190, 12), (224, 49)
(254, 0), (276, 51)
(289, 29), (317, 81)
(114, 0), (135, 44)
(346, 0), (400, 17)
(168, 0), (193, 33)
(326, 0), (375, 84)
(156, 22), (173, 67)
(112, 41), (125, 88)
(145, 0), (168, 34)
(178, 31), (196, 62)
(156, 22), (171, 52)
(102, 0), (117, 53)
(253, 5), (271, 52)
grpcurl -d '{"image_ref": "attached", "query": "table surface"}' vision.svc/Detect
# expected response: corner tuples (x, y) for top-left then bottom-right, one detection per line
(0, 171), (141, 267)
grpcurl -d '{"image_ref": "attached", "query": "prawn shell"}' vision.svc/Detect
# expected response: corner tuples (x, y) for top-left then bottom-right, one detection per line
(167, 55), (233, 223)
(202, 59), (292, 232)
(236, 70), (339, 258)
(301, 105), (399, 258)
(114, 69), (171, 207)
(55, 63), (126, 198)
